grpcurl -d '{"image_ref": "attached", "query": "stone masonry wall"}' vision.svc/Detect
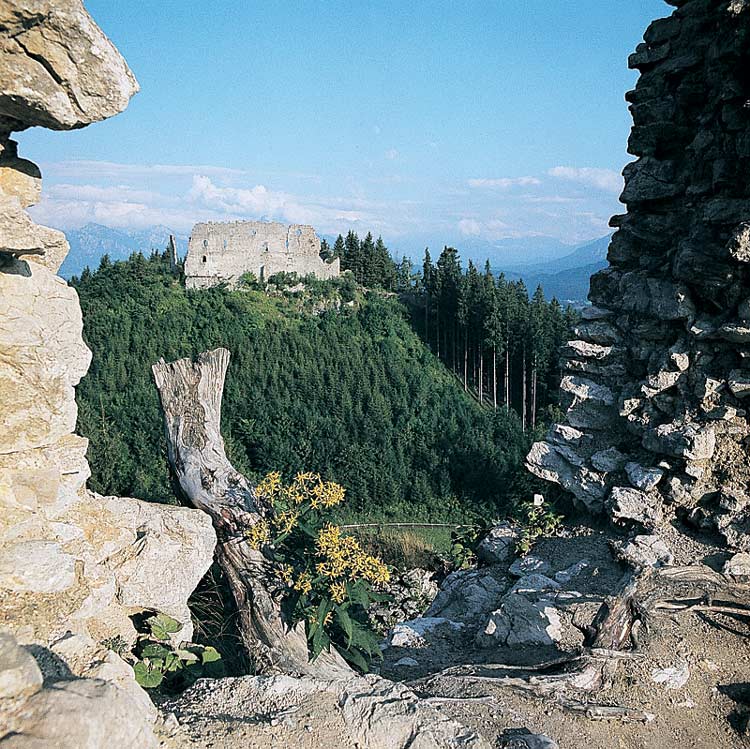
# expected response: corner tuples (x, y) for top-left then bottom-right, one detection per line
(527, 0), (750, 551)
(185, 220), (340, 289)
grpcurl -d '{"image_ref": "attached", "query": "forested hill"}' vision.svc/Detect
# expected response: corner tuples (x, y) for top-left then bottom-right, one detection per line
(72, 252), (538, 522)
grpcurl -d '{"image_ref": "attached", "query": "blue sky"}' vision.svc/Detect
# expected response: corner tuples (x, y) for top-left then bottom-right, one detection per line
(25, 0), (667, 260)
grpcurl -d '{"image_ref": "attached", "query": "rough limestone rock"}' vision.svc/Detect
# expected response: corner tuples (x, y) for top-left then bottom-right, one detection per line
(0, 0), (139, 132)
(388, 617), (465, 649)
(426, 567), (510, 624)
(476, 594), (563, 648)
(526, 0), (750, 550)
(0, 3), (216, 747)
(0, 675), (158, 749)
(723, 551), (750, 579)
(613, 534), (674, 569)
(0, 632), (42, 700)
(161, 674), (491, 749)
(476, 523), (519, 564)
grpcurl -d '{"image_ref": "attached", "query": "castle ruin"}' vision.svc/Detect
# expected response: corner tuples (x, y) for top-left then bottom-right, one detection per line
(184, 221), (340, 290)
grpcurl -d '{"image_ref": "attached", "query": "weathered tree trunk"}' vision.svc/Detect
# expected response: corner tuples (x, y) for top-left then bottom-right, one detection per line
(152, 348), (350, 678)
(504, 342), (510, 411)
(479, 341), (484, 403)
(492, 345), (497, 411)
(463, 329), (468, 391)
(521, 343), (527, 432)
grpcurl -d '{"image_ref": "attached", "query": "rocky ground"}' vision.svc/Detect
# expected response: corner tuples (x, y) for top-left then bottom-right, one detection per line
(144, 519), (750, 749)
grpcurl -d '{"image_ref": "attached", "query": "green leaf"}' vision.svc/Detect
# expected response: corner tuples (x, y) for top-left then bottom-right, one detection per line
(163, 653), (182, 672)
(297, 521), (318, 538)
(339, 646), (368, 673)
(133, 662), (164, 689)
(174, 649), (200, 663)
(334, 605), (353, 649)
(147, 613), (182, 641)
(141, 643), (170, 659)
(310, 625), (331, 662)
(201, 646), (222, 664)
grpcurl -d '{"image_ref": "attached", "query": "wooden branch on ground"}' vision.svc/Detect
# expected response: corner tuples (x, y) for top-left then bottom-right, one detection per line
(152, 348), (351, 678)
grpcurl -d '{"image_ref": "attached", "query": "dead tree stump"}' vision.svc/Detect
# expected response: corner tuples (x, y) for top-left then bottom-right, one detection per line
(152, 347), (351, 678)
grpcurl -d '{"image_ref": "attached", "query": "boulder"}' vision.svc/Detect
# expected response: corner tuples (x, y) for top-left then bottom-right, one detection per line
(0, 632), (42, 699)
(625, 462), (664, 491)
(509, 555), (550, 577)
(0, 678), (158, 749)
(476, 594), (563, 648)
(426, 567), (509, 624)
(607, 486), (662, 527)
(0, 0), (139, 132)
(614, 534), (674, 568)
(0, 540), (76, 593)
(723, 552), (750, 580)
(0, 261), (91, 455)
(728, 371), (750, 399)
(388, 617), (464, 649)
(476, 523), (518, 565)
(642, 422), (716, 461)
(591, 447), (627, 473)
(554, 560), (589, 585)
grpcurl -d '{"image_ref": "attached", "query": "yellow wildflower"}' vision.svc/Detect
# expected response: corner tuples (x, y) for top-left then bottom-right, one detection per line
(255, 471), (282, 504)
(279, 564), (294, 585)
(274, 509), (299, 534)
(316, 524), (343, 555)
(323, 611), (334, 626)
(294, 572), (312, 596)
(330, 580), (347, 604)
(246, 520), (270, 550)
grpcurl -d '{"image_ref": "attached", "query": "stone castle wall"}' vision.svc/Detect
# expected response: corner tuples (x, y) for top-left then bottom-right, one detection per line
(184, 221), (340, 289)
(527, 0), (750, 550)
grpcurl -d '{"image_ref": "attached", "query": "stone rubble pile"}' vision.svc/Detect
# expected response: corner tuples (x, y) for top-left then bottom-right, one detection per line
(383, 525), (603, 668)
(527, 0), (750, 551)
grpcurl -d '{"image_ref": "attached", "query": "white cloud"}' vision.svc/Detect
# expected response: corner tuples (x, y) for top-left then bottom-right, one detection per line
(385, 148), (399, 161)
(468, 176), (541, 189)
(548, 166), (622, 194)
(457, 218), (513, 240)
(522, 195), (583, 204)
(40, 159), (248, 181)
(458, 218), (482, 236)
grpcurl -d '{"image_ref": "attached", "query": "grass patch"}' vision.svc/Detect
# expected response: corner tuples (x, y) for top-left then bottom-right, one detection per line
(348, 525), (455, 571)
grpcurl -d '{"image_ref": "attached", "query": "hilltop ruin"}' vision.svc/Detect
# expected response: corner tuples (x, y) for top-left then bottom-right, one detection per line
(184, 221), (340, 290)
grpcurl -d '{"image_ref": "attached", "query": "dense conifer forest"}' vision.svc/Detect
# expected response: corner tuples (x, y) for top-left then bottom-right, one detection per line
(71, 241), (570, 523)
(330, 232), (575, 428)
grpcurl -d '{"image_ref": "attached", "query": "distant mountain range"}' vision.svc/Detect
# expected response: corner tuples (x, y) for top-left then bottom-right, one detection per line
(493, 235), (610, 306)
(59, 224), (189, 278)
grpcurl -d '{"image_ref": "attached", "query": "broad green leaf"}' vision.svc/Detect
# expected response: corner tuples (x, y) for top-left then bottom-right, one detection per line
(340, 646), (368, 673)
(133, 662), (163, 689)
(334, 605), (353, 649)
(141, 643), (170, 659)
(148, 613), (182, 641)
(201, 646), (222, 664)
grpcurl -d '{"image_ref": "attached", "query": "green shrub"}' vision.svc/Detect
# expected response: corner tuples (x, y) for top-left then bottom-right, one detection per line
(515, 494), (563, 555)
(130, 613), (223, 692)
(249, 472), (390, 672)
